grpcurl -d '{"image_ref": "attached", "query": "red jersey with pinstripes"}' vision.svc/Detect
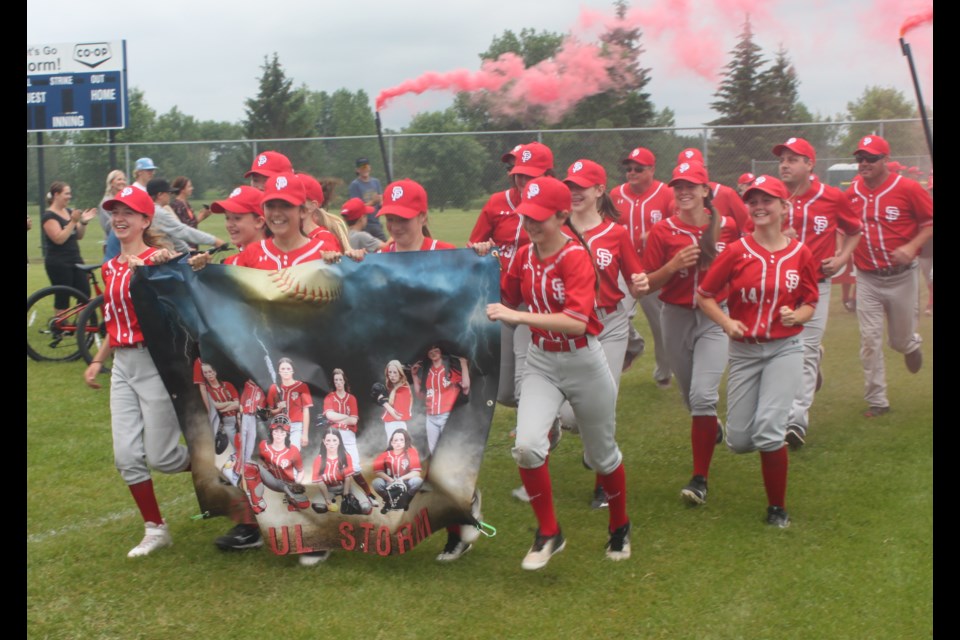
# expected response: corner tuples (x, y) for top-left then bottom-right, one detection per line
(241, 380), (266, 415)
(420, 365), (462, 415)
(307, 227), (344, 252)
(267, 381), (313, 423)
(323, 391), (359, 432)
(258, 442), (302, 484)
(374, 448), (422, 479)
(379, 237), (456, 252)
(234, 237), (326, 269)
(848, 174), (933, 272)
(503, 240), (603, 341)
(469, 189), (529, 286)
(784, 177), (862, 279)
(206, 381), (239, 417)
(101, 247), (162, 347)
(643, 215), (740, 308)
(611, 181), (674, 259)
(698, 236), (819, 341)
(311, 452), (356, 485)
(562, 220), (644, 309)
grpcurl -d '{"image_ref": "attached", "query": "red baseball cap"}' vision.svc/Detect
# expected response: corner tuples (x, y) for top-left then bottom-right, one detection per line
(772, 137), (816, 162)
(855, 135), (890, 156)
(270, 415), (291, 432)
(244, 151), (293, 178)
(378, 179), (428, 218)
(296, 173), (325, 206)
(515, 176), (572, 222)
(738, 172), (756, 186)
(742, 175), (789, 200)
(211, 186), (264, 216)
(501, 144), (523, 163)
(260, 172), (306, 207)
(563, 159), (607, 188)
(509, 142), (554, 177)
(340, 197), (375, 222)
(668, 161), (709, 186)
(622, 147), (656, 166)
(677, 148), (704, 164)
(102, 186), (155, 218)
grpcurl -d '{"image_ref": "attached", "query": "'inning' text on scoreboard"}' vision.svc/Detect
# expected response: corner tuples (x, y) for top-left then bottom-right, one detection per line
(27, 41), (128, 132)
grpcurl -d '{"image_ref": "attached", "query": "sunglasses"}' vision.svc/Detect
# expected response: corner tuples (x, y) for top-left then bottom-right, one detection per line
(854, 154), (884, 164)
(624, 165), (648, 173)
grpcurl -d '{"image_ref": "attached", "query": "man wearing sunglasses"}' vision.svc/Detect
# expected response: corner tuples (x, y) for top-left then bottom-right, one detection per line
(348, 157), (387, 241)
(847, 135), (933, 418)
(612, 147), (675, 386)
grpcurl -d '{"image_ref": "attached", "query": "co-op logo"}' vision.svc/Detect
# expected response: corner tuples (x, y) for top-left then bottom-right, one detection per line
(73, 43), (112, 68)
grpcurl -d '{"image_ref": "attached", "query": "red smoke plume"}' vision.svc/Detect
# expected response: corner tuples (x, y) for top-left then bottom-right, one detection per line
(900, 8), (933, 37)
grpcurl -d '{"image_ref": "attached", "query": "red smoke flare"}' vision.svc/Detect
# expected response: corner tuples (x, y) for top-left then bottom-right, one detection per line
(899, 8), (933, 37)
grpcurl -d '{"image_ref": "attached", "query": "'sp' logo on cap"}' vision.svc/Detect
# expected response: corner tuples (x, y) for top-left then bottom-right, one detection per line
(631, 149), (639, 157)
(275, 177), (288, 190)
(521, 150), (533, 163)
(786, 137), (797, 144)
(572, 161), (583, 173)
(257, 154), (268, 167)
(679, 163), (690, 173)
(755, 176), (767, 185)
(863, 136), (873, 145)
(391, 186), (404, 201)
(684, 150), (695, 158)
(121, 187), (133, 197)
(527, 184), (540, 198)
(230, 187), (242, 197)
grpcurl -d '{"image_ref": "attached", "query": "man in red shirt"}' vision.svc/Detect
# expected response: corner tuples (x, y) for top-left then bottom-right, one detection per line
(847, 135), (933, 417)
(773, 137), (862, 448)
(611, 147), (674, 386)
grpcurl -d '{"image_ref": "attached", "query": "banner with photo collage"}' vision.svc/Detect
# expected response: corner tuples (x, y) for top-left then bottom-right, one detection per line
(132, 249), (500, 557)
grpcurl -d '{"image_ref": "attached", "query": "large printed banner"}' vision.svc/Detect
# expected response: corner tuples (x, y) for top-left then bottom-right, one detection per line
(131, 249), (501, 556)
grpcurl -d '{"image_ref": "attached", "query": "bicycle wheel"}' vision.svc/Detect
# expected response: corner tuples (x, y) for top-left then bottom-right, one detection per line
(26, 286), (90, 362)
(76, 295), (111, 374)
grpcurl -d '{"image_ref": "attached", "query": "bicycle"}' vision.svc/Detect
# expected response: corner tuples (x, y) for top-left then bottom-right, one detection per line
(26, 264), (103, 365)
(27, 244), (232, 372)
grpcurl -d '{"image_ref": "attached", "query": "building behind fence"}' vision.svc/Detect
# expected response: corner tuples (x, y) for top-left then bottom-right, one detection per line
(27, 118), (932, 215)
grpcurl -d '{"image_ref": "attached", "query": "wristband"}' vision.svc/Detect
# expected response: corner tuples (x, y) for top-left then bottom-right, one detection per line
(80, 220), (89, 226)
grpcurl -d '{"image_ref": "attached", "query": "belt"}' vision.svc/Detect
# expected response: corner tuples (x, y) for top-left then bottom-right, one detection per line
(817, 277), (828, 284)
(116, 341), (146, 349)
(867, 264), (912, 277)
(532, 334), (590, 352)
(596, 304), (619, 320)
(740, 336), (772, 344)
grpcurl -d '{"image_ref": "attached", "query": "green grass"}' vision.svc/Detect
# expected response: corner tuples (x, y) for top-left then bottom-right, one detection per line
(27, 206), (932, 639)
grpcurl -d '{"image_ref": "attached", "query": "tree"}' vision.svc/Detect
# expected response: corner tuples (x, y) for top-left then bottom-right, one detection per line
(395, 109), (488, 209)
(758, 47), (806, 123)
(840, 86), (928, 159)
(243, 53), (313, 167)
(709, 17), (767, 127)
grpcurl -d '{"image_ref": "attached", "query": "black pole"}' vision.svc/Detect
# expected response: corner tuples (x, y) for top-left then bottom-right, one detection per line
(36, 132), (45, 218)
(899, 37), (934, 167)
(108, 129), (117, 169)
(375, 111), (392, 183)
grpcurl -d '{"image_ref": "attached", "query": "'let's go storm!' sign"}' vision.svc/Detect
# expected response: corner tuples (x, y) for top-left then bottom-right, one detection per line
(27, 41), (128, 132)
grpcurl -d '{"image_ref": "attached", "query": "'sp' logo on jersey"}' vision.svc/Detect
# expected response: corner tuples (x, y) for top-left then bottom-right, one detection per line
(551, 278), (566, 303)
(391, 186), (404, 201)
(230, 187), (242, 198)
(572, 161), (584, 173)
(651, 210), (663, 223)
(785, 269), (800, 291)
(257, 154), (268, 167)
(596, 247), (613, 269)
(884, 206), (900, 221)
(120, 187), (133, 197)
(521, 150), (532, 163)
(527, 183), (541, 199)
(275, 176), (288, 190)
(813, 215), (828, 234)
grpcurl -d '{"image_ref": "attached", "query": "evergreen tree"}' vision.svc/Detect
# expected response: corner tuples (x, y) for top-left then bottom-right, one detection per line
(709, 17), (767, 126)
(758, 47), (805, 123)
(243, 53), (313, 145)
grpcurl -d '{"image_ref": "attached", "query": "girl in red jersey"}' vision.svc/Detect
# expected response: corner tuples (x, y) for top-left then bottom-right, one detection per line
(373, 178), (483, 562)
(486, 176), (637, 570)
(297, 173), (363, 262)
(267, 357), (313, 451)
(372, 428), (424, 512)
(323, 368), (378, 506)
(201, 362), (242, 483)
(208, 185), (268, 265)
(82, 186), (191, 558)
(696, 176), (819, 527)
(309, 428), (373, 515)
(642, 161), (741, 507)
(375, 360), (413, 445)
(243, 415), (310, 514)
(559, 159), (648, 508)
(411, 343), (471, 455)
(467, 143), (539, 409)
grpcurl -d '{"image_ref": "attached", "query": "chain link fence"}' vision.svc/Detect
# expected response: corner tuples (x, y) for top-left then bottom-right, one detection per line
(27, 118), (931, 215)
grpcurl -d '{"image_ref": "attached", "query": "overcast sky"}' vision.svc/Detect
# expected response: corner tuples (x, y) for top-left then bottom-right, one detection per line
(26, 0), (933, 131)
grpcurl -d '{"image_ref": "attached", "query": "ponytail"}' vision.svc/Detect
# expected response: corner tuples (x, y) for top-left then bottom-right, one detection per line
(564, 218), (601, 297)
(697, 190), (722, 270)
(597, 191), (620, 222)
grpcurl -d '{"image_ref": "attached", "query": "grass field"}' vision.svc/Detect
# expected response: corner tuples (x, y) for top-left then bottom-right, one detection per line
(27, 205), (933, 639)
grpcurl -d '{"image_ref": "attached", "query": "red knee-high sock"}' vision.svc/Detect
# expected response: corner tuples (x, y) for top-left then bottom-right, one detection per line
(519, 463), (558, 536)
(128, 479), (163, 525)
(760, 446), (789, 508)
(597, 463), (628, 531)
(691, 415), (718, 477)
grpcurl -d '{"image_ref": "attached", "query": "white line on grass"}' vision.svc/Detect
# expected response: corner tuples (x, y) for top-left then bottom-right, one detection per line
(27, 493), (194, 544)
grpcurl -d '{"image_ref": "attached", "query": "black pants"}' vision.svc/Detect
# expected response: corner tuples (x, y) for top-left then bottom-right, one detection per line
(44, 261), (90, 309)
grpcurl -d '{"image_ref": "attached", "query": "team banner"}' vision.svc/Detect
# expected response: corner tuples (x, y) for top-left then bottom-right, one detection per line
(131, 249), (500, 556)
